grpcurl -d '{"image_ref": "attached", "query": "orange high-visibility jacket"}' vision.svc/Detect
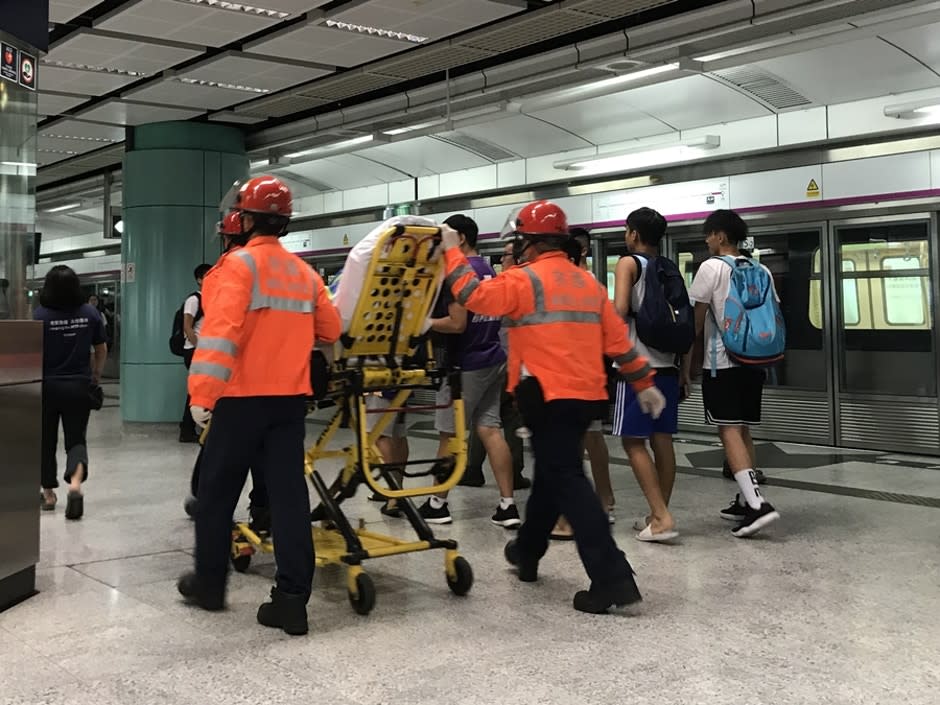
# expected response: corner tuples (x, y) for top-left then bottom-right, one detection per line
(189, 236), (341, 409)
(444, 248), (654, 402)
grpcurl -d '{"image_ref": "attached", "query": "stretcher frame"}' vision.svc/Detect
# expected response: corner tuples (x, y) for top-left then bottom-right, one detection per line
(230, 225), (472, 615)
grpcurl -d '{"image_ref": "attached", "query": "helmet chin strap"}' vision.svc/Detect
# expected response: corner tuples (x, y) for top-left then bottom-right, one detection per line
(511, 235), (532, 264)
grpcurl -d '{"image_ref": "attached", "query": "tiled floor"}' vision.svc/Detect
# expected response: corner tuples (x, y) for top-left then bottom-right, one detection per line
(3, 401), (940, 705)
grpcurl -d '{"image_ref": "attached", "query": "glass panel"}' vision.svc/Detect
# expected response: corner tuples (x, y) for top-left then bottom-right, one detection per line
(835, 222), (934, 396)
(675, 229), (825, 390)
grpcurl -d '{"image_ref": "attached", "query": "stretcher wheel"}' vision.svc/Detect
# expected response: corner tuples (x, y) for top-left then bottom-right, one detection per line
(231, 554), (251, 573)
(348, 572), (376, 615)
(446, 557), (473, 596)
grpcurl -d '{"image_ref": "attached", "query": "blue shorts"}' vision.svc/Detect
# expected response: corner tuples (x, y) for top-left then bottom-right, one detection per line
(612, 372), (680, 438)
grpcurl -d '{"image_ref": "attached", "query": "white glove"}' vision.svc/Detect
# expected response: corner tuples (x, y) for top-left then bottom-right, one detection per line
(440, 224), (462, 252)
(190, 405), (212, 428)
(636, 386), (666, 420)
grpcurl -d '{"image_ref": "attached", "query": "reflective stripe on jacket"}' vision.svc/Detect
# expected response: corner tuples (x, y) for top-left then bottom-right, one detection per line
(188, 237), (341, 409)
(443, 248), (654, 402)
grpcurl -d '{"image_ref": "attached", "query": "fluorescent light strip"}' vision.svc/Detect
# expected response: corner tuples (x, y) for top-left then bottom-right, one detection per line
(175, 77), (270, 94)
(1, 161), (37, 168)
(172, 0), (290, 20)
(325, 19), (427, 44)
(39, 148), (80, 155)
(555, 136), (720, 173)
(285, 135), (376, 160)
(41, 59), (146, 77)
(382, 120), (446, 136)
(884, 99), (940, 120)
(44, 134), (118, 143)
(584, 63), (680, 92)
(44, 202), (83, 213)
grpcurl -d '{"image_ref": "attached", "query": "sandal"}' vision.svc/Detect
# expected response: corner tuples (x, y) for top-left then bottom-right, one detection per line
(65, 491), (84, 520)
(40, 492), (57, 511)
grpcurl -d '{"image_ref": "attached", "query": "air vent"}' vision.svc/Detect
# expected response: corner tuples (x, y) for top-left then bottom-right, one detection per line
(458, 10), (605, 54)
(566, 0), (677, 20)
(433, 133), (518, 162)
(300, 73), (401, 102)
(710, 67), (812, 111)
(235, 94), (328, 119)
(371, 45), (494, 80)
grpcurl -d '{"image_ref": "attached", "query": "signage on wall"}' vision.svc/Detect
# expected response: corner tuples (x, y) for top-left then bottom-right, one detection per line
(1, 44), (17, 83)
(19, 50), (35, 90)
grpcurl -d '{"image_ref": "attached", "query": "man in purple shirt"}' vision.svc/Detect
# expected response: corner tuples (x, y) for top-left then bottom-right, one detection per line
(420, 214), (520, 528)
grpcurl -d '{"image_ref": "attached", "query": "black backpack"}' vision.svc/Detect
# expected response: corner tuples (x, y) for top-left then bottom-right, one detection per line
(630, 255), (695, 354)
(169, 292), (202, 357)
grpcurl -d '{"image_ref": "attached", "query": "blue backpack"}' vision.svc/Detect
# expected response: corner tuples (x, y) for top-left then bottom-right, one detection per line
(631, 254), (695, 355)
(711, 255), (785, 371)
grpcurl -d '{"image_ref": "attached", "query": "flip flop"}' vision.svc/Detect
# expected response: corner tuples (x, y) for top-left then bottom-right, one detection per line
(550, 528), (575, 541)
(65, 491), (84, 521)
(636, 524), (678, 543)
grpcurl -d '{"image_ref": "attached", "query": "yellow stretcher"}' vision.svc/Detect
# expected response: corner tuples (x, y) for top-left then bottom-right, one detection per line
(229, 224), (472, 615)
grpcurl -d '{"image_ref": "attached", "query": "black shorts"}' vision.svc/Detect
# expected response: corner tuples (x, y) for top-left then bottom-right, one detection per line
(701, 366), (765, 426)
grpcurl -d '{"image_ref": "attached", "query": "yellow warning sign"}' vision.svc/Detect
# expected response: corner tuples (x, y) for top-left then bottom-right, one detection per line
(342, 233), (350, 246)
(806, 178), (820, 198)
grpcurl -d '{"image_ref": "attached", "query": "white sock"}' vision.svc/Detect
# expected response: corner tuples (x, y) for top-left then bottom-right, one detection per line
(734, 469), (763, 510)
(499, 497), (515, 510)
(430, 496), (446, 510)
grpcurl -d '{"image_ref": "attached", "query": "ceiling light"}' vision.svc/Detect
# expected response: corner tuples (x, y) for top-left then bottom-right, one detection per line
(284, 134), (382, 160)
(884, 99), (940, 119)
(554, 135), (720, 174)
(172, 0), (290, 20)
(382, 120), (446, 136)
(39, 148), (79, 155)
(1, 161), (37, 168)
(44, 134), (118, 143)
(324, 19), (427, 44)
(43, 202), (83, 213)
(175, 77), (270, 94)
(581, 63), (681, 92)
(41, 59), (146, 77)
(250, 158), (270, 170)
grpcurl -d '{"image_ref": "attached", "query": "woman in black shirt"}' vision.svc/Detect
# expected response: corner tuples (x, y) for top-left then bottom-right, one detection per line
(34, 266), (108, 519)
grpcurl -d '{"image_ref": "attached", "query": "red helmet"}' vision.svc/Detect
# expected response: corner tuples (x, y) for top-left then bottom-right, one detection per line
(513, 200), (568, 238)
(236, 175), (292, 217)
(217, 210), (241, 236)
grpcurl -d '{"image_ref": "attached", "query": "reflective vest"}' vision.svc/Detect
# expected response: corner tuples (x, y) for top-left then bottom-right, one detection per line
(188, 237), (341, 409)
(444, 248), (654, 402)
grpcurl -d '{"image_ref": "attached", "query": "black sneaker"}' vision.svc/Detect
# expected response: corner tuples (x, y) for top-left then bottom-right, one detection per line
(177, 572), (224, 611)
(719, 494), (749, 522)
(256, 586), (308, 636)
(731, 502), (780, 538)
(418, 499), (452, 524)
(491, 504), (521, 529)
(504, 539), (538, 582)
(380, 502), (403, 519)
(179, 431), (200, 444)
(573, 577), (642, 614)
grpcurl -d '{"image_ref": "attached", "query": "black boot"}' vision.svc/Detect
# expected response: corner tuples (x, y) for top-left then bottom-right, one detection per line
(177, 572), (225, 611)
(504, 539), (538, 582)
(257, 587), (309, 635)
(249, 504), (271, 534)
(573, 577), (642, 614)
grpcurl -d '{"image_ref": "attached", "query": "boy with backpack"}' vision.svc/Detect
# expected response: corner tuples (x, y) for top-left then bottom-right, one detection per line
(686, 209), (782, 538)
(172, 264), (211, 443)
(613, 208), (692, 543)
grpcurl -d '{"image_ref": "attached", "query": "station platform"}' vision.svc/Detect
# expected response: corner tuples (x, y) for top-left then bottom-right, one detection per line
(1, 386), (938, 705)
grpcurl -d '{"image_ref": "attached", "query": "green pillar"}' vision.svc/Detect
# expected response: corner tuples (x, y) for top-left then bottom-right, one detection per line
(120, 122), (248, 422)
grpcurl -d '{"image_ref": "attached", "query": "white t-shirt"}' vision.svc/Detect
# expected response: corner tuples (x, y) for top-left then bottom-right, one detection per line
(183, 293), (203, 350)
(687, 256), (779, 370)
(628, 255), (679, 369)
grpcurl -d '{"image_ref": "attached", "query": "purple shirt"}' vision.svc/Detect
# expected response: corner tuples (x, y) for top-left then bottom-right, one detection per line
(33, 304), (106, 380)
(434, 255), (506, 372)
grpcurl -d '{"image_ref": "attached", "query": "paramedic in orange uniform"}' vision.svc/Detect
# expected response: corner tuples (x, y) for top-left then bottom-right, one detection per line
(440, 200), (666, 614)
(177, 176), (341, 636)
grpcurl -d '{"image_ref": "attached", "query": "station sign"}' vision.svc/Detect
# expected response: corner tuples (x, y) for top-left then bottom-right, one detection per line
(1, 43), (17, 83)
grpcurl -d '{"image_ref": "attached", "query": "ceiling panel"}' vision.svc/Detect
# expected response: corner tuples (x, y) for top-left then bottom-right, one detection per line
(46, 31), (202, 76)
(74, 99), (204, 126)
(50, 0), (100, 23)
(531, 97), (674, 146)
(39, 92), (89, 118)
(96, 0), (329, 47)
(247, 24), (411, 67)
(456, 115), (592, 157)
(332, 0), (519, 42)
(615, 75), (772, 130)
(277, 154), (407, 189)
(880, 22), (940, 75)
(38, 64), (140, 96)
(181, 54), (330, 93)
(358, 136), (491, 175)
(124, 78), (267, 111)
(754, 37), (940, 105)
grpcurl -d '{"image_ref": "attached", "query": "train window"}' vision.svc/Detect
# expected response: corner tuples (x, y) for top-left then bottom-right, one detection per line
(881, 256), (927, 326)
(841, 259), (860, 326)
